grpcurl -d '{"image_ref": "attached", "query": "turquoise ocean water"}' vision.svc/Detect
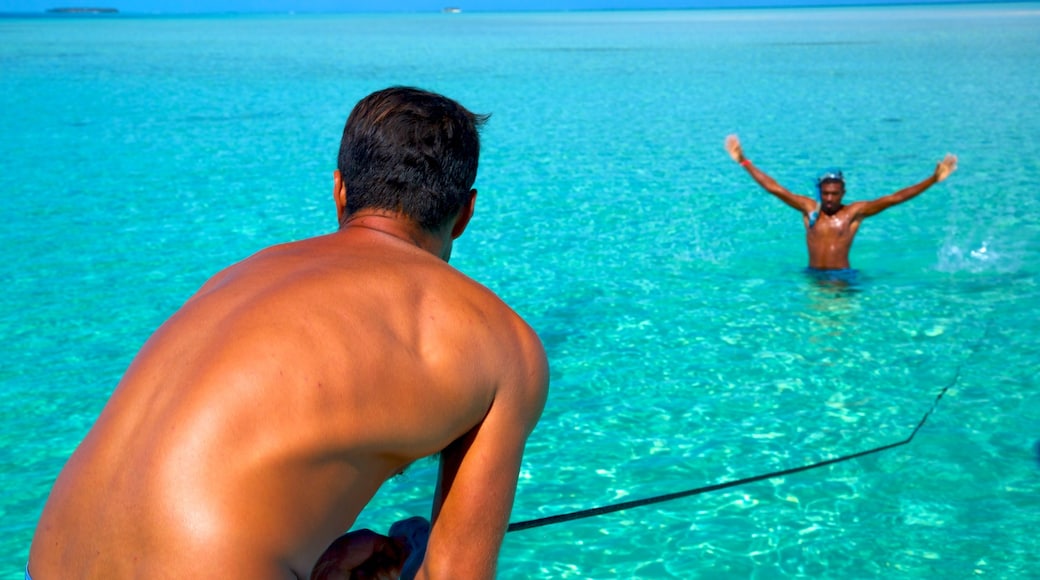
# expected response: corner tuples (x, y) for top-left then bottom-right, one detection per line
(2, 4), (1038, 578)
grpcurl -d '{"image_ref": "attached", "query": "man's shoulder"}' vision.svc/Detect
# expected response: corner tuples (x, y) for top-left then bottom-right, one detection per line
(837, 201), (871, 219)
(839, 200), (868, 211)
(442, 268), (546, 361)
(462, 274), (542, 346)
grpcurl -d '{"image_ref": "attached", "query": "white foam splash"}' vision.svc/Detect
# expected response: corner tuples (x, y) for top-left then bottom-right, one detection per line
(936, 239), (1016, 274)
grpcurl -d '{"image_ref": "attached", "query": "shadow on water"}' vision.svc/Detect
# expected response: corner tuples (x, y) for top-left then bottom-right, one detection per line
(802, 268), (868, 317)
(795, 268), (871, 341)
(803, 267), (864, 295)
(537, 284), (608, 356)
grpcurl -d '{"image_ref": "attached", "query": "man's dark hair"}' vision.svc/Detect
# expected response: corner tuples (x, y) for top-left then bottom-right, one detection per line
(337, 86), (489, 231)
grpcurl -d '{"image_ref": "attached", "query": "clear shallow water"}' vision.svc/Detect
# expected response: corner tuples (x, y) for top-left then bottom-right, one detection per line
(2, 5), (1039, 578)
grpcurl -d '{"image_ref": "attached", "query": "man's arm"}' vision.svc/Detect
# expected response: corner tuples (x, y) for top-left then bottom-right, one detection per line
(725, 134), (818, 214)
(418, 330), (549, 579)
(857, 153), (957, 218)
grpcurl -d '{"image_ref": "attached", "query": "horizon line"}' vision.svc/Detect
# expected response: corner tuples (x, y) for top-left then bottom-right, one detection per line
(2, 1), (1032, 17)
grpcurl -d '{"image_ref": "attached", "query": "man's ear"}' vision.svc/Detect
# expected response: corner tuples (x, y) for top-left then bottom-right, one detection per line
(450, 189), (477, 239)
(333, 170), (347, 224)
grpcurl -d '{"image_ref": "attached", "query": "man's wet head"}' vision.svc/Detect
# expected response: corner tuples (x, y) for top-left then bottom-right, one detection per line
(816, 169), (845, 215)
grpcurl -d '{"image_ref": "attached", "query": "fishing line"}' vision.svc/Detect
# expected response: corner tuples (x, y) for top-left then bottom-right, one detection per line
(507, 318), (993, 534)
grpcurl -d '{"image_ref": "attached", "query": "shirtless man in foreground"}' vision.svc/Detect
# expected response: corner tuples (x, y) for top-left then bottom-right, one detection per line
(725, 134), (958, 270)
(29, 87), (549, 579)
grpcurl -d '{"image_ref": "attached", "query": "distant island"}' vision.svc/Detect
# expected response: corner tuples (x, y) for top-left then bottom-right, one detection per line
(442, 7), (461, 13)
(46, 7), (118, 13)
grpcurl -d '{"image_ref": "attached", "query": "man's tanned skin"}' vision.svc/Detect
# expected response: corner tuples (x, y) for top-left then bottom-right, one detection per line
(725, 134), (958, 270)
(29, 87), (549, 579)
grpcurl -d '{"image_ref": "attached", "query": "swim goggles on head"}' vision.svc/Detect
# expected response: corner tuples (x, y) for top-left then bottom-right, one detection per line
(815, 168), (844, 186)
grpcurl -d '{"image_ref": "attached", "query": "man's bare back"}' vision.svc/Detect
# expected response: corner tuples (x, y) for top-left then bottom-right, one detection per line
(724, 134), (957, 270)
(29, 87), (548, 579)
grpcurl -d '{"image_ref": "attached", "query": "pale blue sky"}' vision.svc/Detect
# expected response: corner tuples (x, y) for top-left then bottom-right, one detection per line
(0, 0), (1013, 14)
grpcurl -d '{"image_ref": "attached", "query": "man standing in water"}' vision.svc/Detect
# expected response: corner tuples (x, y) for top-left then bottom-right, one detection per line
(29, 87), (549, 579)
(725, 134), (958, 270)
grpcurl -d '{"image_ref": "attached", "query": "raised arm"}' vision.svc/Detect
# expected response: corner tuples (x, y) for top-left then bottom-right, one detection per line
(418, 329), (549, 580)
(725, 134), (817, 214)
(857, 153), (958, 218)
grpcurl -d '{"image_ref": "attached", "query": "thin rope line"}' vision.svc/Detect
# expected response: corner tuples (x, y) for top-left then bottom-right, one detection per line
(507, 319), (992, 533)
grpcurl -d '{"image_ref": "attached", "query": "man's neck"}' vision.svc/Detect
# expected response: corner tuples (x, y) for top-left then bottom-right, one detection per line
(340, 212), (449, 259)
(822, 204), (845, 217)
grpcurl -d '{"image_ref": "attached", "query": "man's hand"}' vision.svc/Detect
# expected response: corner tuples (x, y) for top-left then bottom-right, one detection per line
(935, 153), (958, 182)
(725, 134), (745, 163)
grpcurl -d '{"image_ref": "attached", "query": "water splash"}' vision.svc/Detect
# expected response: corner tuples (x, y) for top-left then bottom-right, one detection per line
(936, 239), (1020, 274)
(936, 181), (1023, 274)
